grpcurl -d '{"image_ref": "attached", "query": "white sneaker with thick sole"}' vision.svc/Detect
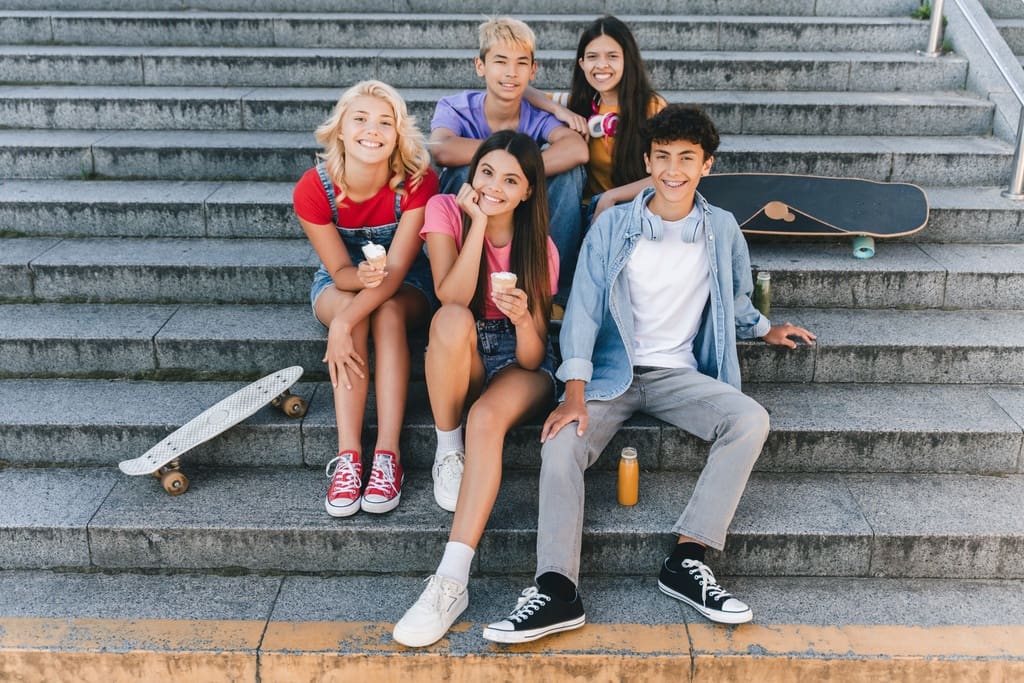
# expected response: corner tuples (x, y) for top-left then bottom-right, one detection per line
(393, 574), (468, 648)
(432, 449), (464, 512)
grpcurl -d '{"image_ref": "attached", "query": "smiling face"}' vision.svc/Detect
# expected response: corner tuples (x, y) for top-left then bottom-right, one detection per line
(470, 149), (531, 217)
(644, 138), (714, 219)
(339, 95), (398, 165)
(475, 42), (537, 103)
(578, 34), (624, 102)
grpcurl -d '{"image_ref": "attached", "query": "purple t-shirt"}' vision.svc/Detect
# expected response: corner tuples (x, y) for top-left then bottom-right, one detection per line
(431, 90), (562, 144)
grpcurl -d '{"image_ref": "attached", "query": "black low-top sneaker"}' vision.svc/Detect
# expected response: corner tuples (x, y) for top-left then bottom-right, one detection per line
(658, 558), (753, 624)
(482, 586), (586, 643)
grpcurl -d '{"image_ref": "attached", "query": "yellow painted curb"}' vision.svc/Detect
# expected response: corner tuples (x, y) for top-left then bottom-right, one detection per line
(2, 618), (1024, 682)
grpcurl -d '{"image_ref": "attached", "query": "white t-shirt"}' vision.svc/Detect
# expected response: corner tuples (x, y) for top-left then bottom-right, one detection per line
(625, 204), (710, 369)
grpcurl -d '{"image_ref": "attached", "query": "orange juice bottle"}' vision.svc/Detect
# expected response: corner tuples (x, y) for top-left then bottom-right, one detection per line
(617, 447), (639, 506)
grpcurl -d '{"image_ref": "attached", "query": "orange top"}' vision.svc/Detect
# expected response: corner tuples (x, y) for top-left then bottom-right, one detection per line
(549, 93), (666, 199)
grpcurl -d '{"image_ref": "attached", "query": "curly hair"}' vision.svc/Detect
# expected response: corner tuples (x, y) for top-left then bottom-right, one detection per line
(641, 104), (720, 159)
(314, 80), (431, 202)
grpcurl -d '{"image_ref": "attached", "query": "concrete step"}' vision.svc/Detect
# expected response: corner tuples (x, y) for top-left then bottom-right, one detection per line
(0, 86), (994, 137)
(2, 465), (1023, 577)
(4, 237), (1024, 310)
(2, 379), (1021, 475)
(3, 303), (1024, 382)
(983, 0), (1024, 20)
(0, 12), (932, 52)
(0, 130), (1011, 184)
(2, 570), (1021, 682)
(996, 19), (1024, 53)
(4, 181), (1022, 244)
(0, 237), (316, 304)
(0, 0), (930, 17)
(0, 46), (969, 91)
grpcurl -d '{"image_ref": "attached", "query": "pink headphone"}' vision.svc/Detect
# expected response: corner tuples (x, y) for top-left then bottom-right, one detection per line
(588, 98), (619, 138)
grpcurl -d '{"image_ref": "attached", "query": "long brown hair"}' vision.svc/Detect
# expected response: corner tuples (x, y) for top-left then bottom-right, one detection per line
(567, 16), (658, 187)
(461, 130), (552, 321)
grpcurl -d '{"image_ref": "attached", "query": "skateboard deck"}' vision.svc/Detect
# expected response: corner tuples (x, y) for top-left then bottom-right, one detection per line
(698, 173), (929, 258)
(118, 366), (305, 495)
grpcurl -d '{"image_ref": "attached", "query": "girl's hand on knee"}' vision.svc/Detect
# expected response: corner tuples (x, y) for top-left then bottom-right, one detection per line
(493, 288), (530, 326)
(324, 320), (365, 390)
(356, 260), (386, 289)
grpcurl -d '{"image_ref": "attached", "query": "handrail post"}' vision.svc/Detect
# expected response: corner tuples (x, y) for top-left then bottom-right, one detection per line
(921, 0), (947, 57)
(1002, 107), (1024, 199)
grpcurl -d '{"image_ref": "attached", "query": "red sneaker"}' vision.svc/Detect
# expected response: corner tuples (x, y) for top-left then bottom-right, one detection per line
(361, 451), (404, 514)
(324, 450), (362, 517)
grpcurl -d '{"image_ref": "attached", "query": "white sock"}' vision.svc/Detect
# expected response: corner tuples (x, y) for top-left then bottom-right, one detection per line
(435, 541), (474, 587)
(435, 425), (464, 458)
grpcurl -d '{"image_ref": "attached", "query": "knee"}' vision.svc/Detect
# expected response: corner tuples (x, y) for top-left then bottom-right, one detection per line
(428, 304), (475, 349)
(371, 297), (405, 331)
(540, 429), (588, 476)
(466, 399), (507, 437)
(726, 400), (770, 442)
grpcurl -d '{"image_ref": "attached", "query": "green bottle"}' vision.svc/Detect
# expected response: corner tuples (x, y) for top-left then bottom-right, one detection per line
(754, 271), (771, 319)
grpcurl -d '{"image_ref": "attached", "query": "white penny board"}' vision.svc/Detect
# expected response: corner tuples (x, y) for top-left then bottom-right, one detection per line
(118, 366), (304, 476)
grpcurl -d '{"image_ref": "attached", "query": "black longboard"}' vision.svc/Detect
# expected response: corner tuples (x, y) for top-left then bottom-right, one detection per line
(698, 173), (929, 257)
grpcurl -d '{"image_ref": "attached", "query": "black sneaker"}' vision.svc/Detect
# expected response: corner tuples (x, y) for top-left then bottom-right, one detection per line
(658, 558), (752, 624)
(482, 586), (586, 643)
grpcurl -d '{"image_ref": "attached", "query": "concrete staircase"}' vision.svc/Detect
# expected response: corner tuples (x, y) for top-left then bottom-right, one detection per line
(2, 2), (1024, 681)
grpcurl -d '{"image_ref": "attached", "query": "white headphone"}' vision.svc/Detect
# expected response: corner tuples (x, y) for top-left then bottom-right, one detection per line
(640, 210), (702, 243)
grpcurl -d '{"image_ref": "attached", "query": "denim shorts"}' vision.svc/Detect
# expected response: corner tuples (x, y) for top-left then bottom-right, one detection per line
(476, 318), (557, 391)
(309, 225), (437, 314)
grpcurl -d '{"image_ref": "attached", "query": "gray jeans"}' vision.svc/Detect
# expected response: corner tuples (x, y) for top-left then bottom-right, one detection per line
(535, 366), (769, 585)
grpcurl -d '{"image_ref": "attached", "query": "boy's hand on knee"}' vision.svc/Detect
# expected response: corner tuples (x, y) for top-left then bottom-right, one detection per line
(541, 397), (588, 442)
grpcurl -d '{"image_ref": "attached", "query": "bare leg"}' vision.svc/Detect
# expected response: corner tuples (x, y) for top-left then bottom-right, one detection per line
(424, 304), (485, 431)
(314, 287), (371, 455)
(449, 366), (552, 548)
(369, 286), (430, 460)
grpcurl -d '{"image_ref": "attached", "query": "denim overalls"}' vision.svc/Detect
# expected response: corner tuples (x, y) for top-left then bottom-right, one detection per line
(309, 162), (436, 311)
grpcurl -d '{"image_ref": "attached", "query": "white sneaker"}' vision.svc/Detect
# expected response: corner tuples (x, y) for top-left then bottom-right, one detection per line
(432, 449), (464, 512)
(393, 574), (468, 648)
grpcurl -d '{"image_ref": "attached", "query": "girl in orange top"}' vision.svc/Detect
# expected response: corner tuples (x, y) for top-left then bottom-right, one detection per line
(527, 15), (666, 223)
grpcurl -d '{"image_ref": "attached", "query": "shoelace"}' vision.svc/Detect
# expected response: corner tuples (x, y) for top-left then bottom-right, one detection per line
(419, 575), (459, 612)
(506, 586), (551, 623)
(367, 454), (396, 494)
(681, 559), (731, 604)
(437, 450), (464, 481)
(325, 454), (359, 495)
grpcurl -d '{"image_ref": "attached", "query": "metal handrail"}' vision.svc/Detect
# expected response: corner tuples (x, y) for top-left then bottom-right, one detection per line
(922, 0), (1024, 198)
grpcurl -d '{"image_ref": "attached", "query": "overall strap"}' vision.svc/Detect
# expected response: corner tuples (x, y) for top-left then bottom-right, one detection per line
(315, 161), (338, 226)
(393, 180), (405, 222)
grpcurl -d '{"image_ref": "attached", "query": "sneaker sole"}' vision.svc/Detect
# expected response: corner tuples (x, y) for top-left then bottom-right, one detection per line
(658, 580), (753, 625)
(324, 497), (360, 518)
(361, 491), (401, 514)
(482, 615), (586, 644)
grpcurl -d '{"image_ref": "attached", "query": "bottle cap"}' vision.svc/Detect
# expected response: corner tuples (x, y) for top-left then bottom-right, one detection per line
(756, 271), (771, 281)
(621, 447), (638, 460)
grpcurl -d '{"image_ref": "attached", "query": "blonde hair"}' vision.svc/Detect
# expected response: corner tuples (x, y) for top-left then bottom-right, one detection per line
(478, 17), (536, 60)
(314, 80), (431, 201)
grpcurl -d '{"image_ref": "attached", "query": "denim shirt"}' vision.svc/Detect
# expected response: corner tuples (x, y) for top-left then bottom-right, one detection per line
(557, 186), (770, 402)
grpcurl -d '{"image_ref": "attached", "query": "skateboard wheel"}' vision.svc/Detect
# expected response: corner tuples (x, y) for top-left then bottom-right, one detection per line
(161, 470), (189, 496)
(852, 235), (875, 259)
(280, 394), (307, 418)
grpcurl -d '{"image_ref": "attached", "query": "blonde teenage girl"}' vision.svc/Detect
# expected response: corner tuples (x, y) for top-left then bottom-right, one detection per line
(293, 80), (438, 518)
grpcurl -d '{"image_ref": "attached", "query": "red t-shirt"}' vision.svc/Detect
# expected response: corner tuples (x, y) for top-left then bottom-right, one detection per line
(420, 194), (559, 320)
(292, 166), (439, 228)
